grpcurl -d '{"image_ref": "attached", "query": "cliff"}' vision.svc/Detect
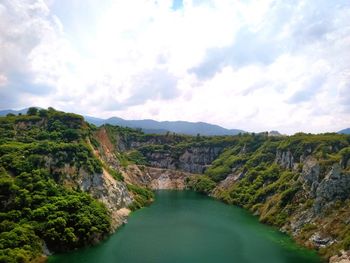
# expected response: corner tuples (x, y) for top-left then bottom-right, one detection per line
(0, 110), (149, 262)
(199, 133), (350, 262)
(95, 125), (350, 262)
(2, 110), (350, 263)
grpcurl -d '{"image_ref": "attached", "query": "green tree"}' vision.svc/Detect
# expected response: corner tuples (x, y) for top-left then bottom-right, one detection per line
(38, 109), (48, 118)
(27, 107), (38, 116)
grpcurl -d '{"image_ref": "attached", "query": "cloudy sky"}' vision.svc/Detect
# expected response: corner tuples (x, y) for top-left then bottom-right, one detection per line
(0, 0), (349, 134)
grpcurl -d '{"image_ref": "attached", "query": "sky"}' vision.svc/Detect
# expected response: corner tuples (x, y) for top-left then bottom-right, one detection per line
(0, 0), (349, 134)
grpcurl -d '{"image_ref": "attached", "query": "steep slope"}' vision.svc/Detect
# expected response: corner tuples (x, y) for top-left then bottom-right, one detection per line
(186, 133), (350, 262)
(0, 109), (152, 263)
(98, 126), (350, 262)
(2, 109), (350, 263)
(91, 126), (194, 191)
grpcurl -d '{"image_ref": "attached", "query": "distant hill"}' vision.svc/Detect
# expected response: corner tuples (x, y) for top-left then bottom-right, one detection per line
(0, 108), (245, 136)
(268, 130), (283, 137)
(0, 108), (31, 116)
(338, 128), (350, 134)
(84, 116), (245, 136)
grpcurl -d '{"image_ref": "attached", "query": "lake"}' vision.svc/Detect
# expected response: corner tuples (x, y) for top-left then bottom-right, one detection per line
(49, 190), (322, 263)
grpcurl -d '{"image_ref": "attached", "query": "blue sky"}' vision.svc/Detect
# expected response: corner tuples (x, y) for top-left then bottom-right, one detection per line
(0, 0), (349, 134)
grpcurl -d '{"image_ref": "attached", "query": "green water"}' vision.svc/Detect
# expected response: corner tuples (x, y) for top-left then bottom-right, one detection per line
(49, 191), (322, 263)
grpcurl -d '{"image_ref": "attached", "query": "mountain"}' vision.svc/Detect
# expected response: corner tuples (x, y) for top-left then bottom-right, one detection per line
(0, 108), (31, 116)
(1, 108), (350, 262)
(85, 115), (245, 136)
(1, 108), (245, 136)
(338, 128), (350, 134)
(0, 108), (152, 261)
(268, 130), (283, 136)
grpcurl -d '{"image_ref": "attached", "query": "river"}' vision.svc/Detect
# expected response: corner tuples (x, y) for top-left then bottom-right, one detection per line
(49, 190), (322, 263)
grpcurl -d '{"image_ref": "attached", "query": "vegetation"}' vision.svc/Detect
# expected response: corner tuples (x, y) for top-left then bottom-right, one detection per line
(186, 175), (216, 194)
(0, 109), (110, 262)
(127, 184), (154, 211)
(2, 108), (350, 262)
(185, 132), (350, 259)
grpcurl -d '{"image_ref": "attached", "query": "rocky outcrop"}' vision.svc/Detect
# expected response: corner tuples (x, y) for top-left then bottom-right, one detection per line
(178, 147), (222, 173)
(94, 128), (120, 168)
(144, 146), (222, 174)
(212, 169), (245, 196)
(330, 251), (350, 263)
(122, 165), (193, 190)
(122, 164), (153, 187)
(63, 168), (133, 229)
(309, 232), (335, 248)
(289, 210), (314, 235)
(314, 164), (350, 212)
(44, 141), (134, 230)
(145, 167), (192, 189)
(146, 152), (177, 170)
(81, 169), (132, 210)
(299, 156), (320, 197)
(275, 150), (294, 169)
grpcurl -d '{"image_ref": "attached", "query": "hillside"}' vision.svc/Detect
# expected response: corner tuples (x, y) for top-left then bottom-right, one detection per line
(0, 108), (153, 262)
(1, 109), (350, 263)
(98, 127), (350, 262)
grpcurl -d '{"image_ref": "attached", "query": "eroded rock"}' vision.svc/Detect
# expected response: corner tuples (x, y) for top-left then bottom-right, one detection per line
(330, 250), (350, 263)
(299, 156), (320, 196)
(309, 232), (335, 248)
(275, 150), (294, 169)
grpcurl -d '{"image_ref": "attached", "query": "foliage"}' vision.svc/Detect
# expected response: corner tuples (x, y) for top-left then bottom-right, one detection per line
(186, 175), (216, 194)
(27, 107), (38, 116)
(0, 109), (110, 262)
(127, 184), (154, 211)
(0, 169), (111, 262)
(105, 166), (124, 181)
(126, 150), (148, 165)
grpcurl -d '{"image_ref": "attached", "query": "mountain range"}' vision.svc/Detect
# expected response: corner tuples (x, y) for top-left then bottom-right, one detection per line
(84, 116), (245, 136)
(338, 128), (350, 134)
(1, 107), (349, 136)
(0, 108), (244, 136)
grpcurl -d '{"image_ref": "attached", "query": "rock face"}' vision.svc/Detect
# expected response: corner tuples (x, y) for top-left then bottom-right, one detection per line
(94, 128), (120, 168)
(80, 169), (132, 211)
(64, 168), (133, 229)
(212, 170), (245, 196)
(299, 156), (320, 197)
(178, 147), (222, 173)
(146, 152), (177, 170)
(144, 146), (222, 174)
(122, 165), (192, 190)
(330, 251), (350, 263)
(145, 167), (192, 190)
(276, 151), (350, 207)
(309, 232), (335, 248)
(275, 150), (294, 169)
(44, 146), (134, 230)
(314, 164), (350, 212)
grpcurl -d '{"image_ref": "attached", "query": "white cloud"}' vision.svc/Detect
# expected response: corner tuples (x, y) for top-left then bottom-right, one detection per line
(0, 0), (350, 133)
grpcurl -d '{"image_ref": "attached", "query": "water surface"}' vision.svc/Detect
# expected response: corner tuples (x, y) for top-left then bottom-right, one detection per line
(49, 190), (322, 263)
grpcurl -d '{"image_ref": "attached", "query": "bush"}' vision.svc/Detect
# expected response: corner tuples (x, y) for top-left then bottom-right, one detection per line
(27, 108), (38, 116)
(127, 184), (154, 210)
(186, 175), (216, 194)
